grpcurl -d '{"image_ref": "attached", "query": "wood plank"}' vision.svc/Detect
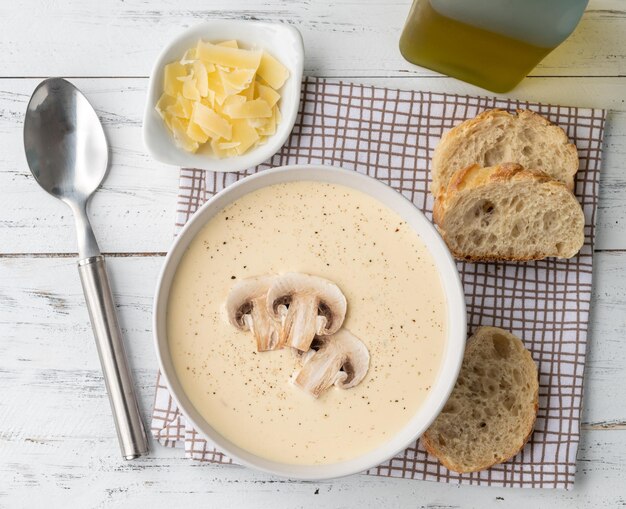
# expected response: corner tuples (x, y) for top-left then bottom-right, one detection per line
(0, 254), (624, 444)
(2, 430), (626, 507)
(1, 0), (624, 79)
(2, 76), (625, 254)
(1, 426), (625, 507)
(586, 251), (626, 427)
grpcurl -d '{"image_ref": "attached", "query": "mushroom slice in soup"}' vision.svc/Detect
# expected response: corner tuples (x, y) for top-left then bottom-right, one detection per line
(294, 329), (370, 398)
(266, 273), (347, 352)
(225, 275), (283, 351)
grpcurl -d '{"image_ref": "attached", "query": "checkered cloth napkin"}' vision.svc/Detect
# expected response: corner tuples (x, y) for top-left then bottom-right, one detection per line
(151, 77), (607, 489)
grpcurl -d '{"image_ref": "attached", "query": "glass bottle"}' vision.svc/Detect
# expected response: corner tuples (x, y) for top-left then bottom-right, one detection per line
(399, 0), (589, 93)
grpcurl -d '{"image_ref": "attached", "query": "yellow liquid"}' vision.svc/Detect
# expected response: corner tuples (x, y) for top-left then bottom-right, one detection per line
(399, 0), (553, 93)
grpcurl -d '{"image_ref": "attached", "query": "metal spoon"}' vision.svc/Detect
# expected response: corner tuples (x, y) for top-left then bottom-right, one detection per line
(23, 78), (149, 460)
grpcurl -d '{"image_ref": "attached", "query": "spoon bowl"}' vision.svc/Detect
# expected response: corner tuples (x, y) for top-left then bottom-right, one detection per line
(24, 78), (108, 204)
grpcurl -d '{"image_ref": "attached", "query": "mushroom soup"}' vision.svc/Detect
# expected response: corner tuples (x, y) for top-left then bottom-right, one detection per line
(167, 180), (447, 464)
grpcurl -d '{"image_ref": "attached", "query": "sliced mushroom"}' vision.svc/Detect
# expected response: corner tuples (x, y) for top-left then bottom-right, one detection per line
(225, 275), (283, 351)
(294, 329), (370, 398)
(266, 272), (347, 352)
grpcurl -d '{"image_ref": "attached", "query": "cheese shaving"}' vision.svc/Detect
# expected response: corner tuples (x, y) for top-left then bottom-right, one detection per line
(223, 98), (272, 119)
(187, 120), (210, 143)
(257, 52), (290, 90)
(217, 40), (239, 49)
(255, 83), (281, 108)
(156, 39), (289, 157)
(193, 60), (209, 97)
(191, 102), (232, 140)
(163, 62), (186, 96)
(196, 41), (262, 70)
(182, 77), (201, 102)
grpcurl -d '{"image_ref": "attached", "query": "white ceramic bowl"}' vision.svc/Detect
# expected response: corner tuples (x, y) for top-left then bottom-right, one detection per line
(153, 165), (466, 480)
(143, 21), (304, 172)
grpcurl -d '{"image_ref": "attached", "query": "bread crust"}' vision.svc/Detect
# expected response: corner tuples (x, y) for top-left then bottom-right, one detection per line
(421, 327), (539, 474)
(431, 109), (579, 197)
(421, 402), (539, 474)
(421, 405), (539, 474)
(434, 163), (582, 262)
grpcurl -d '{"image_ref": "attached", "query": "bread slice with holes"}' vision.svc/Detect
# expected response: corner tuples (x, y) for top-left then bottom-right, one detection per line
(433, 163), (585, 261)
(431, 109), (579, 197)
(422, 326), (539, 474)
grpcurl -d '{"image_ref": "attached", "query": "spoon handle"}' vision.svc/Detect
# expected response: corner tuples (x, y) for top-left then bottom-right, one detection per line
(78, 255), (149, 460)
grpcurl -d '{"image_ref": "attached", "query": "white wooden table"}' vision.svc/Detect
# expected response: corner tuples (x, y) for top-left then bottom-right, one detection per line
(1, 1), (625, 507)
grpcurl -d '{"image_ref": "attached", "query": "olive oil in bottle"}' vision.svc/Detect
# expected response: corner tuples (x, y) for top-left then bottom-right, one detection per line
(399, 0), (588, 93)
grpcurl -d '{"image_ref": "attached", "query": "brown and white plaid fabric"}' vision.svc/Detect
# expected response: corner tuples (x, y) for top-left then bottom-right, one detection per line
(151, 77), (607, 489)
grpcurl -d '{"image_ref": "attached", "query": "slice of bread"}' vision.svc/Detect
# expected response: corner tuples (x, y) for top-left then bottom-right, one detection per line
(431, 109), (579, 197)
(422, 326), (539, 474)
(433, 163), (585, 261)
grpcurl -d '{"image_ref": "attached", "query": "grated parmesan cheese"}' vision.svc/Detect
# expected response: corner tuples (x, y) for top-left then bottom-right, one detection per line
(156, 39), (289, 157)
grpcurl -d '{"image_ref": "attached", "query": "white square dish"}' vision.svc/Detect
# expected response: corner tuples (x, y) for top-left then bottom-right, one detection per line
(142, 21), (304, 172)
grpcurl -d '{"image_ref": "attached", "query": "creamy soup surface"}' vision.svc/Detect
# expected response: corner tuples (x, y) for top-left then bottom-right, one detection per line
(167, 181), (447, 465)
